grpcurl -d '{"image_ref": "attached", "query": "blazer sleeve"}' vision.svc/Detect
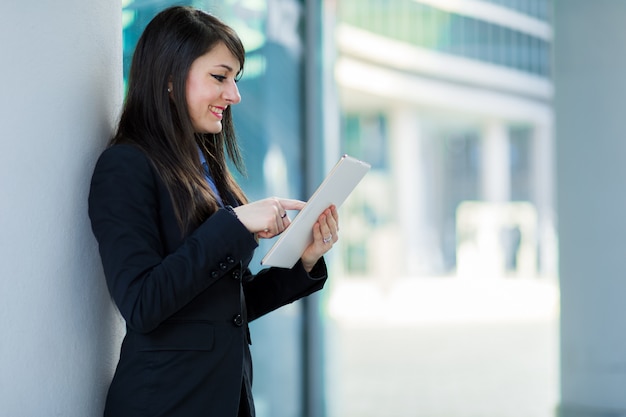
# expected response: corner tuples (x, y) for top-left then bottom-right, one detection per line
(243, 258), (328, 322)
(88, 145), (258, 333)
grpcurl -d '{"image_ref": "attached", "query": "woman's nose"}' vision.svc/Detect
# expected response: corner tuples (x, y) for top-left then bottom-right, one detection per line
(224, 80), (241, 105)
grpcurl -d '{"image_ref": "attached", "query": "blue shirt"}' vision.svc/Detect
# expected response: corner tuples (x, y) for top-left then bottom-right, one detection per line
(198, 147), (223, 206)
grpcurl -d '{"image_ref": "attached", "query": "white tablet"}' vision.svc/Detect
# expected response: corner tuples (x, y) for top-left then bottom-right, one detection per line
(261, 155), (371, 268)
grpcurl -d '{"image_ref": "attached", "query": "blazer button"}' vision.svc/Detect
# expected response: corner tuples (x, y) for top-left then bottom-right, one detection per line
(226, 256), (235, 264)
(219, 262), (227, 271)
(233, 314), (243, 327)
(211, 271), (219, 279)
(232, 270), (241, 280)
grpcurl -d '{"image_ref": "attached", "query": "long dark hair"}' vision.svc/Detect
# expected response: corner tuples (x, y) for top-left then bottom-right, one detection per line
(113, 6), (248, 231)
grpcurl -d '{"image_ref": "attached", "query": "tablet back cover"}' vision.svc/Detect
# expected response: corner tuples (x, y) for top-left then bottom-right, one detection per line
(261, 155), (371, 268)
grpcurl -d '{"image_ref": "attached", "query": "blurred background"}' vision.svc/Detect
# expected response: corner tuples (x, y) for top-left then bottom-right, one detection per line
(121, 0), (558, 416)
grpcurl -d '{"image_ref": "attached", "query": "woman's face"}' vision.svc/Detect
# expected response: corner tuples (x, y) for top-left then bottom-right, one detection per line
(184, 42), (242, 134)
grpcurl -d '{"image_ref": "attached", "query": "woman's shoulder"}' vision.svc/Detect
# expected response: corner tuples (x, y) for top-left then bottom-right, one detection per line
(95, 143), (153, 172)
(90, 143), (160, 190)
(99, 143), (148, 161)
(89, 143), (162, 206)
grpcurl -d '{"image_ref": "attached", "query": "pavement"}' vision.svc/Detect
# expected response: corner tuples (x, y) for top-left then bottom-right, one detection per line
(324, 276), (560, 417)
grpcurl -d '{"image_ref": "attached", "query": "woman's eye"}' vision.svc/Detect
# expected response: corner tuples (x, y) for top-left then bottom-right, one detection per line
(212, 74), (226, 82)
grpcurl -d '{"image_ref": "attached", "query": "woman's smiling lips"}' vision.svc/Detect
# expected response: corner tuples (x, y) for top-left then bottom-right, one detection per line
(209, 105), (225, 119)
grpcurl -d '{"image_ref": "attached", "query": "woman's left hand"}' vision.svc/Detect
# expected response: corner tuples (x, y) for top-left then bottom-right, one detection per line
(301, 205), (339, 272)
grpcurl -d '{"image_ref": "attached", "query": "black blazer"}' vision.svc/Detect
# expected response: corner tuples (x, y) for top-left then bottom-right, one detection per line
(88, 144), (327, 417)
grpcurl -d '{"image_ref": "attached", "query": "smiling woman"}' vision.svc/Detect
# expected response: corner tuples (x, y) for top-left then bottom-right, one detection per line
(90, 5), (335, 417)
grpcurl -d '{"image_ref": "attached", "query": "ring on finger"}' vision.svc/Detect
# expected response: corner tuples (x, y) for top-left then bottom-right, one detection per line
(323, 234), (332, 244)
(281, 212), (287, 219)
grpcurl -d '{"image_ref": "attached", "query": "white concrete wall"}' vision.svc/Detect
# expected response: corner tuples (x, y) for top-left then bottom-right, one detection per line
(0, 1), (123, 416)
(555, 1), (626, 415)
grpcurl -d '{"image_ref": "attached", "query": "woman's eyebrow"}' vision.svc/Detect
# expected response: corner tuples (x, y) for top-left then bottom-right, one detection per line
(214, 64), (236, 72)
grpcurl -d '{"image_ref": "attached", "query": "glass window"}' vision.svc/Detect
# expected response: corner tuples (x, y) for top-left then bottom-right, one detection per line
(481, 0), (552, 21)
(337, 0), (552, 77)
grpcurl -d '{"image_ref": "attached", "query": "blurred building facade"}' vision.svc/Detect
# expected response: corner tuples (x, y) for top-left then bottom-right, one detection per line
(333, 0), (556, 280)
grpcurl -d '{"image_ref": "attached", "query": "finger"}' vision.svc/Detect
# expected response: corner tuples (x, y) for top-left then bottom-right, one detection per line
(319, 214), (334, 245)
(312, 220), (324, 245)
(280, 211), (291, 227)
(256, 229), (273, 239)
(312, 219), (322, 238)
(272, 212), (290, 235)
(276, 203), (296, 230)
(330, 205), (339, 229)
(324, 207), (338, 235)
(265, 199), (287, 232)
(278, 198), (306, 211)
(272, 216), (283, 235)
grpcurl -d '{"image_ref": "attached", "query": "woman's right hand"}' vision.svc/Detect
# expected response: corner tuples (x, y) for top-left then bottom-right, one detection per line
(233, 197), (305, 239)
